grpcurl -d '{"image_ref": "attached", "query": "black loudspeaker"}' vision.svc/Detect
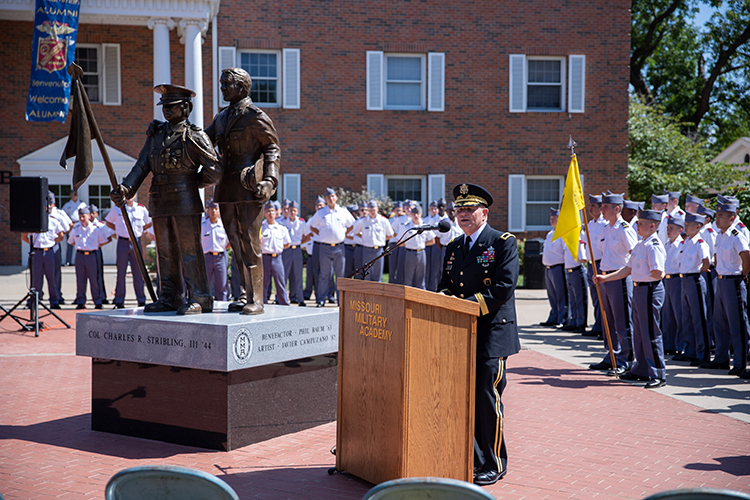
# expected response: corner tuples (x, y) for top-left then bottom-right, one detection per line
(10, 176), (49, 232)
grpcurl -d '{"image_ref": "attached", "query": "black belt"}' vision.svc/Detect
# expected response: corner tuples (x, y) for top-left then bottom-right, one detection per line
(205, 251), (224, 256)
(77, 250), (96, 255)
(664, 274), (679, 279)
(680, 273), (701, 277)
(545, 263), (563, 269)
(718, 274), (743, 279)
(119, 236), (139, 241)
(34, 247), (51, 252)
(263, 253), (280, 257)
(289, 245), (298, 249)
(634, 281), (661, 287)
(364, 245), (381, 249)
(600, 270), (617, 275)
(314, 242), (342, 246)
(406, 248), (423, 252)
(566, 266), (581, 273)
(346, 243), (356, 247)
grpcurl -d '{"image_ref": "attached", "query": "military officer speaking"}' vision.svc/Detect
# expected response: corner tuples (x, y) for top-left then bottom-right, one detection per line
(438, 183), (520, 486)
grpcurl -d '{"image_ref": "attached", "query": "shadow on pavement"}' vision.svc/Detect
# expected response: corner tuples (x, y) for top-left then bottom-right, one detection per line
(0, 413), (207, 459)
(509, 365), (621, 389)
(217, 466), (372, 499)
(684, 455), (750, 476)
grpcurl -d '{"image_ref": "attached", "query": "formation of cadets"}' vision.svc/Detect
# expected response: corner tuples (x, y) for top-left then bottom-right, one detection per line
(541, 190), (750, 384)
(22, 187), (465, 313)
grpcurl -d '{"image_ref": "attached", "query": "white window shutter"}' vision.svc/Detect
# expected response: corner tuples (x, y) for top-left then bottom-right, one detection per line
(102, 44), (121, 106)
(427, 52), (445, 112)
(508, 174), (525, 232)
(283, 173), (301, 204)
(367, 174), (385, 198)
(218, 46), (236, 108)
(366, 51), (384, 111)
(568, 55), (585, 113)
(509, 54), (526, 113)
(428, 174), (445, 203)
(283, 48), (301, 109)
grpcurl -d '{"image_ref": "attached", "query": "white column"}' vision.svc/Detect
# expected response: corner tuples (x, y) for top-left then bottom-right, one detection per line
(147, 18), (174, 121)
(180, 19), (207, 128)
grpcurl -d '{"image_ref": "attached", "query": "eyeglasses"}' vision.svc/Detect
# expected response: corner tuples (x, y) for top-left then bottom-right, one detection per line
(455, 206), (482, 214)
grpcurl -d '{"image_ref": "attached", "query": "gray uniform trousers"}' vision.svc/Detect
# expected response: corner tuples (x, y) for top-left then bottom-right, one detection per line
(65, 239), (75, 266)
(95, 248), (107, 303)
(390, 245), (403, 284)
(262, 253), (289, 305)
(354, 244), (364, 275)
(587, 261), (602, 332)
(229, 250), (241, 301)
(344, 244), (356, 278)
(304, 243), (320, 300)
(32, 247), (59, 305)
(703, 268), (717, 346)
(402, 248), (426, 289)
(75, 251), (102, 305)
(114, 237), (146, 305)
(204, 252), (228, 301)
(630, 281), (666, 380)
(360, 246), (384, 282)
(53, 243), (63, 301)
(599, 276), (634, 368)
(317, 243), (345, 304)
(565, 266), (588, 329)
(713, 276), (749, 370)
(283, 246), (304, 302)
(544, 264), (568, 325)
(680, 273), (709, 362)
(425, 244), (441, 292)
(661, 275), (682, 352)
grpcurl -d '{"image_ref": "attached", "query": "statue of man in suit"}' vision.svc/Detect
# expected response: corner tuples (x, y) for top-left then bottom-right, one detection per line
(206, 67), (281, 315)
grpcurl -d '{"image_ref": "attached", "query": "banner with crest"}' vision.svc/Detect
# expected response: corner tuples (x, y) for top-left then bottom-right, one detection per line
(25, 0), (80, 122)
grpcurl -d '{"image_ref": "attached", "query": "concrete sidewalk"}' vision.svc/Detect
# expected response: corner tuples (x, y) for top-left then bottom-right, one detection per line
(0, 267), (748, 499)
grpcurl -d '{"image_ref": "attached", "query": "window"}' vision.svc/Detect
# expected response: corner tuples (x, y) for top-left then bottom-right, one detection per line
(220, 48), (300, 109)
(367, 51), (445, 112)
(507, 175), (565, 231)
(88, 184), (113, 218)
(75, 43), (121, 105)
(49, 185), (72, 209)
(239, 51), (279, 106)
(386, 176), (425, 207)
(509, 54), (585, 113)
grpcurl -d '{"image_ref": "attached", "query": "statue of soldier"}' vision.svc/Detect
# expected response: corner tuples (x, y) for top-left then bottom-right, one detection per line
(111, 84), (222, 315)
(205, 68), (281, 315)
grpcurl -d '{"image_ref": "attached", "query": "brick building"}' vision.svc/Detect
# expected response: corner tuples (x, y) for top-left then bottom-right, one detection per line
(0, 0), (630, 266)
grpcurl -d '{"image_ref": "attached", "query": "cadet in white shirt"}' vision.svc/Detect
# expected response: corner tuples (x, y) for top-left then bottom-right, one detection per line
(201, 199), (230, 302)
(423, 200), (444, 291)
(584, 194), (608, 337)
(352, 200), (395, 282)
(105, 198), (152, 308)
(709, 202), (750, 376)
(696, 204), (718, 347)
(22, 212), (66, 308)
(674, 213), (711, 366)
(652, 193), (670, 244)
(397, 204), (436, 289)
(438, 201), (464, 263)
(589, 192), (638, 374)
(662, 215), (684, 356)
(48, 192), (73, 305)
(61, 189), (87, 266)
(563, 233), (588, 333)
(344, 204), (361, 280)
(261, 201), (291, 305)
(88, 205), (113, 304)
(594, 210), (667, 388)
(388, 201), (408, 284)
(307, 188), (355, 306)
(281, 201), (311, 305)
(540, 208), (568, 328)
(68, 207), (109, 309)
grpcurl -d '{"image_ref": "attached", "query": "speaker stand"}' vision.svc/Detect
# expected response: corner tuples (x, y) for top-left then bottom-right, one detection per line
(0, 288), (70, 337)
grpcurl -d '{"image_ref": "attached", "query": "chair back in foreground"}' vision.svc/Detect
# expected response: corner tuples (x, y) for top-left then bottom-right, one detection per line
(105, 465), (239, 500)
(643, 489), (750, 500)
(362, 477), (496, 500)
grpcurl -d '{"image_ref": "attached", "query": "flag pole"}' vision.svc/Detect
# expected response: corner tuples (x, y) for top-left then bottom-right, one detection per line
(67, 63), (157, 303)
(569, 137), (618, 377)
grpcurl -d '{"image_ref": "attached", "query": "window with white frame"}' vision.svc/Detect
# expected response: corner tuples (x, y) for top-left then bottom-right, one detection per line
(75, 43), (121, 105)
(367, 51), (445, 112)
(219, 47), (300, 109)
(509, 54), (585, 113)
(385, 54), (425, 109)
(507, 175), (564, 232)
(88, 184), (113, 218)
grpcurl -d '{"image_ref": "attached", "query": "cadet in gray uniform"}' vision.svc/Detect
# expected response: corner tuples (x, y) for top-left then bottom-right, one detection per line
(88, 205), (111, 304)
(304, 196), (325, 301)
(589, 192), (638, 374)
(662, 214), (684, 355)
(563, 233), (588, 333)
(584, 194), (607, 337)
(22, 211), (66, 309)
(397, 204), (437, 289)
(344, 204), (359, 279)
(388, 201), (406, 284)
(261, 201), (291, 305)
(281, 201), (310, 305)
(68, 207), (108, 309)
(540, 208), (568, 327)
(105, 199), (152, 308)
(201, 199), (230, 301)
(353, 200), (395, 282)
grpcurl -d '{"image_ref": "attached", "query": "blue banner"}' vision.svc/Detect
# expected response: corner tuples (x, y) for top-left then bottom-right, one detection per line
(25, 0), (80, 123)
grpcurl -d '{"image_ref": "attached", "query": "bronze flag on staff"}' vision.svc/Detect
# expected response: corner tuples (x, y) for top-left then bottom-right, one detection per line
(59, 77), (93, 191)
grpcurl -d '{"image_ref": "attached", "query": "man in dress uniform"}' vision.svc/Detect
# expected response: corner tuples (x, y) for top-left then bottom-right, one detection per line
(562, 232), (588, 333)
(344, 204), (360, 279)
(666, 190), (684, 219)
(111, 84), (221, 315)
(696, 204), (718, 350)
(397, 204), (437, 289)
(589, 192), (638, 375)
(105, 197), (152, 308)
(594, 210), (667, 388)
(281, 201), (310, 305)
(662, 214), (684, 356)
(61, 189), (87, 266)
(354, 201), (367, 273)
(88, 205), (112, 304)
(304, 196), (326, 302)
(584, 194), (607, 337)
(307, 187), (355, 306)
(68, 207), (109, 309)
(621, 200), (640, 225)
(388, 201), (407, 284)
(424, 200), (444, 291)
(261, 201), (291, 305)
(21, 207), (67, 309)
(653, 193), (670, 244)
(206, 67), (281, 316)
(352, 200), (395, 281)
(709, 202), (750, 376)
(438, 183), (520, 486)
(201, 199), (230, 302)
(48, 193), (73, 305)
(540, 208), (568, 328)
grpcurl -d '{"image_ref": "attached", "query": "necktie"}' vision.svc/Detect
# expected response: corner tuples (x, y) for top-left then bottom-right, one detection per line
(464, 236), (471, 257)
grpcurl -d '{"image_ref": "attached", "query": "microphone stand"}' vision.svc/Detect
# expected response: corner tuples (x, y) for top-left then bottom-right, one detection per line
(349, 227), (433, 280)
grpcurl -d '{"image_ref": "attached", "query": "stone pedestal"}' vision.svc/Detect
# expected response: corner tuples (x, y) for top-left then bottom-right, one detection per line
(77, 304), (339, 450)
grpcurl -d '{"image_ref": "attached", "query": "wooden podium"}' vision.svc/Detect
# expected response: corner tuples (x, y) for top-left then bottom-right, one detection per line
(335, 278), (480, 484)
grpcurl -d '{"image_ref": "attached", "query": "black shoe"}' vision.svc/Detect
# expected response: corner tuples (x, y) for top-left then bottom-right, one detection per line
(76, 304), (85, 310)
(328, 298), (336, 304)
(473, 470), (504, 486)
(539, 321), (557, 327)
(571, 327), (585, 333)
(589, 361), (612, 371)
(102, 298), (110, 305)
(619, 371), (649, 382)
(298, 301), (307, 307)
(114, 303), (124, 309)
(672, 354), (691, 361)
(317, 302), (325, 308)
(739, 370), (750, 379)
(95, 304), (103, 310)
(700, 360), (729, 369)
(728, 367), (743, 376)
(582, 330), (601, 337)
(560, 325), (578, 332)
(50, 304), (61, 310)
(137, 302), (146, 307)
(59, 299), (66, 305)
(144, 301), (176, 313)
(228, 301), (245, 312)
(606, 367), (626, 377)
(645, 378), (666, 389)
(664, 349), (678, 356)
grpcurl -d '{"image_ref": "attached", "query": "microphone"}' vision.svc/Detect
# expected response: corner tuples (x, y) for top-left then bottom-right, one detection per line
(411, 219), (452, 233)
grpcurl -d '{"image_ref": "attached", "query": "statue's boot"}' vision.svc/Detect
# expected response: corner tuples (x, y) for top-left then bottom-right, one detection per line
(241, 264), (264, 315)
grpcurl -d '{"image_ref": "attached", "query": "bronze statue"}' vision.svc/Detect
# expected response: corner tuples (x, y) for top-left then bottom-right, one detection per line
(111, 84), (222, 315)
(205, 67), (281, 315)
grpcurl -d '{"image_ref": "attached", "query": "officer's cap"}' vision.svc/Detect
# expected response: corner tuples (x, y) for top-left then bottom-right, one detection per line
(550, 207), (560, 216)
(264, 201), (275, 209)
(685, 194), (703, 205)
(685, 212), (705, 224)
(282, 198), (291, 207)
(289, 201), (299, 209)
(447, 201), (456, 210)
(367, 200), (378, 208)
(359, 201), (367, 209)
(664, 190), (681, 200)
(154, 84), (196, 106)
(324, 187), (336, 197)
(437, 198), (447, 207)
(392, 201), (403, 208)
(638, 210), (661, 222)
(696, 205), (715, 218)
(78, 206), (90, 215)
(651, 193), (669, 204)
(453, 183), (493, 208)
(717, 195), (739, 207)
(588, 194), (602, 204)
(623, 200), (640, 211)
(602, 191), (624, 204)
(429, 201), (438, 208)
(717, 203), (738, 214)
(667, 215), (685, 228)
(347, 204), (359, 213)
(316, 196), (325, 204)
(88, 204), (98, 213)
(410, 205), (422, 214)
(47, 191), (55, 204)
(205, 199), (218, 208)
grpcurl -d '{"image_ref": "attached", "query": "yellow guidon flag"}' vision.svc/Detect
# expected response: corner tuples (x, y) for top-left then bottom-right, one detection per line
(552, 154), (586, 260)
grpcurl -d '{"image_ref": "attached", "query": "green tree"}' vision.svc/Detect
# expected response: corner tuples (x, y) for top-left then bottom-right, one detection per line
(628, 96), (745, 201)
